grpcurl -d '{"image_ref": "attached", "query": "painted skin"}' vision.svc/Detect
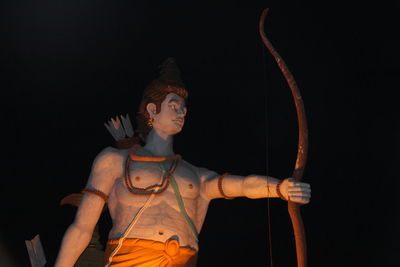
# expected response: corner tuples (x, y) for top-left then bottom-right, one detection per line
(55, 93), (311, 267)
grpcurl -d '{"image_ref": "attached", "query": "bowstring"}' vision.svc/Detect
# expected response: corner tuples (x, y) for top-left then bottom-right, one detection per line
(261, 35), (274, 267)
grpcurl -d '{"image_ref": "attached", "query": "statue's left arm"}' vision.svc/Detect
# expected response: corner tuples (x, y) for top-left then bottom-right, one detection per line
(202, 172), (311, 204)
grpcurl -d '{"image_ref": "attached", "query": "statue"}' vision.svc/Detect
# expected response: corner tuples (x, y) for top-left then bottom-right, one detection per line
(54, 57), (311, 267)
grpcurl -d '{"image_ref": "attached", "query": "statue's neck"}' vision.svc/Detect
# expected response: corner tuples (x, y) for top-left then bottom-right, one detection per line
(144, 129), (175, 157)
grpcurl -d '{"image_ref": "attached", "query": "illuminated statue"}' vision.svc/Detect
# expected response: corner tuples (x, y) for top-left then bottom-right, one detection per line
(55, 57), (311, 267)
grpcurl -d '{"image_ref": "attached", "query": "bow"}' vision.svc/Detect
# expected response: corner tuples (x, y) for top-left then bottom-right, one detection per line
(259, 8), (309, 267)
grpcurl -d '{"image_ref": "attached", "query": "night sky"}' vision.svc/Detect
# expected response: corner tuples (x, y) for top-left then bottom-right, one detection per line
(1, 3), (399, 267)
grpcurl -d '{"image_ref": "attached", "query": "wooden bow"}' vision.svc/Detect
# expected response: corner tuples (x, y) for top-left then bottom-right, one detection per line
(259, 8), (309, 267)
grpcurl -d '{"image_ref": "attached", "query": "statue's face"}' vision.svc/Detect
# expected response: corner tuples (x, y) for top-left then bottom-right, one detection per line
(150, 92), (187, 136)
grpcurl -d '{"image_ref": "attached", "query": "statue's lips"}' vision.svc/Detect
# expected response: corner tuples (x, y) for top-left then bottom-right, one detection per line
(173, 119), (184, 126)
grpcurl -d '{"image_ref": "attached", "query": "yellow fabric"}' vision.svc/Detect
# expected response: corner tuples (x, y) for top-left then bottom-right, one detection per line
(104, 238), (197, 267)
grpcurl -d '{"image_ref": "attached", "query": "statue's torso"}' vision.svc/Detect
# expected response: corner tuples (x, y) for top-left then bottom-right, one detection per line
(107, 154), (210, 251)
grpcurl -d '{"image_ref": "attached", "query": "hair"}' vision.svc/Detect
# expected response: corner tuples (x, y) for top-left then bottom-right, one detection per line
(136, 58), (188, 142)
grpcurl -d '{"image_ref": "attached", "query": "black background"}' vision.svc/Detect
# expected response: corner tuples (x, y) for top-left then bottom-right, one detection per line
(1, 3), (399, 267)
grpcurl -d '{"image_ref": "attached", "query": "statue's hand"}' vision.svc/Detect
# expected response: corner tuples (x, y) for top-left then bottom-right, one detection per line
(280, 178), (311, 204)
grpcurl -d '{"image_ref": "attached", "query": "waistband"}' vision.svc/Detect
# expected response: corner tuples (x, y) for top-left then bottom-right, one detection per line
(107, 238), (196, 258)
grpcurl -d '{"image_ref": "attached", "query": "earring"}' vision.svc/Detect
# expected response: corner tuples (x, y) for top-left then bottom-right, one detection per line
(147, 118), (154, 128)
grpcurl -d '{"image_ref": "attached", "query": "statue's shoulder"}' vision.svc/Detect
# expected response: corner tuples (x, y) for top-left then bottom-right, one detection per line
(92, 146), (129, 167)
(180, 159), (198, 173)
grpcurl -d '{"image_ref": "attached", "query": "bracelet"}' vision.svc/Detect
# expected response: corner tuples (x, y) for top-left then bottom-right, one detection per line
(217, 173), (234, 200)
(82, 188), (109, 203)
(276, 180), (287, 201)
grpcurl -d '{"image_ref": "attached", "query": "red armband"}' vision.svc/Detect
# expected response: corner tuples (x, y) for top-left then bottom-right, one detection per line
(276, 180), (287, 201)
(81, 188), (109, 203)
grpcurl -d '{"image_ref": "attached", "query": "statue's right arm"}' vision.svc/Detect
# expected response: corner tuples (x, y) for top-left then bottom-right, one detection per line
(54, 147), (124, 267)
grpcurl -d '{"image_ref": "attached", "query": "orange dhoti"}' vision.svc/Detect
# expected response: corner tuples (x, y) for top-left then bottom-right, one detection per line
(104, 238), (197, 267)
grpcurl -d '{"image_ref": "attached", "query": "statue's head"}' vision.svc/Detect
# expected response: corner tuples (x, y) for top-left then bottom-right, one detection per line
(136, 58), (188, 141)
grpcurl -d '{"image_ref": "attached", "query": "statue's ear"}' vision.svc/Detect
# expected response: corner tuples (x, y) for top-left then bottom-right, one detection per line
(146, 103), (157, 116)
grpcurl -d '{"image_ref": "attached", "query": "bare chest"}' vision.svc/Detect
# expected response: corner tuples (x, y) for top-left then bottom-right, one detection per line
(113, 160), (200, 205)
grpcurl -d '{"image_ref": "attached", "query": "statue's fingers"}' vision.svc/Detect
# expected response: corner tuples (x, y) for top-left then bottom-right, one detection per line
(286, 178), (296, 187)
(293, 182), (310, 188)
(288, 191), (311, 198)
(288, 185), (311, 193)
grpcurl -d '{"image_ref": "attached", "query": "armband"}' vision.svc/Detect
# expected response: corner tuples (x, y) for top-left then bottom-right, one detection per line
(81, 188), (109, 203)
(276, 180), (287, 201)
(217, 173), (234, 200)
